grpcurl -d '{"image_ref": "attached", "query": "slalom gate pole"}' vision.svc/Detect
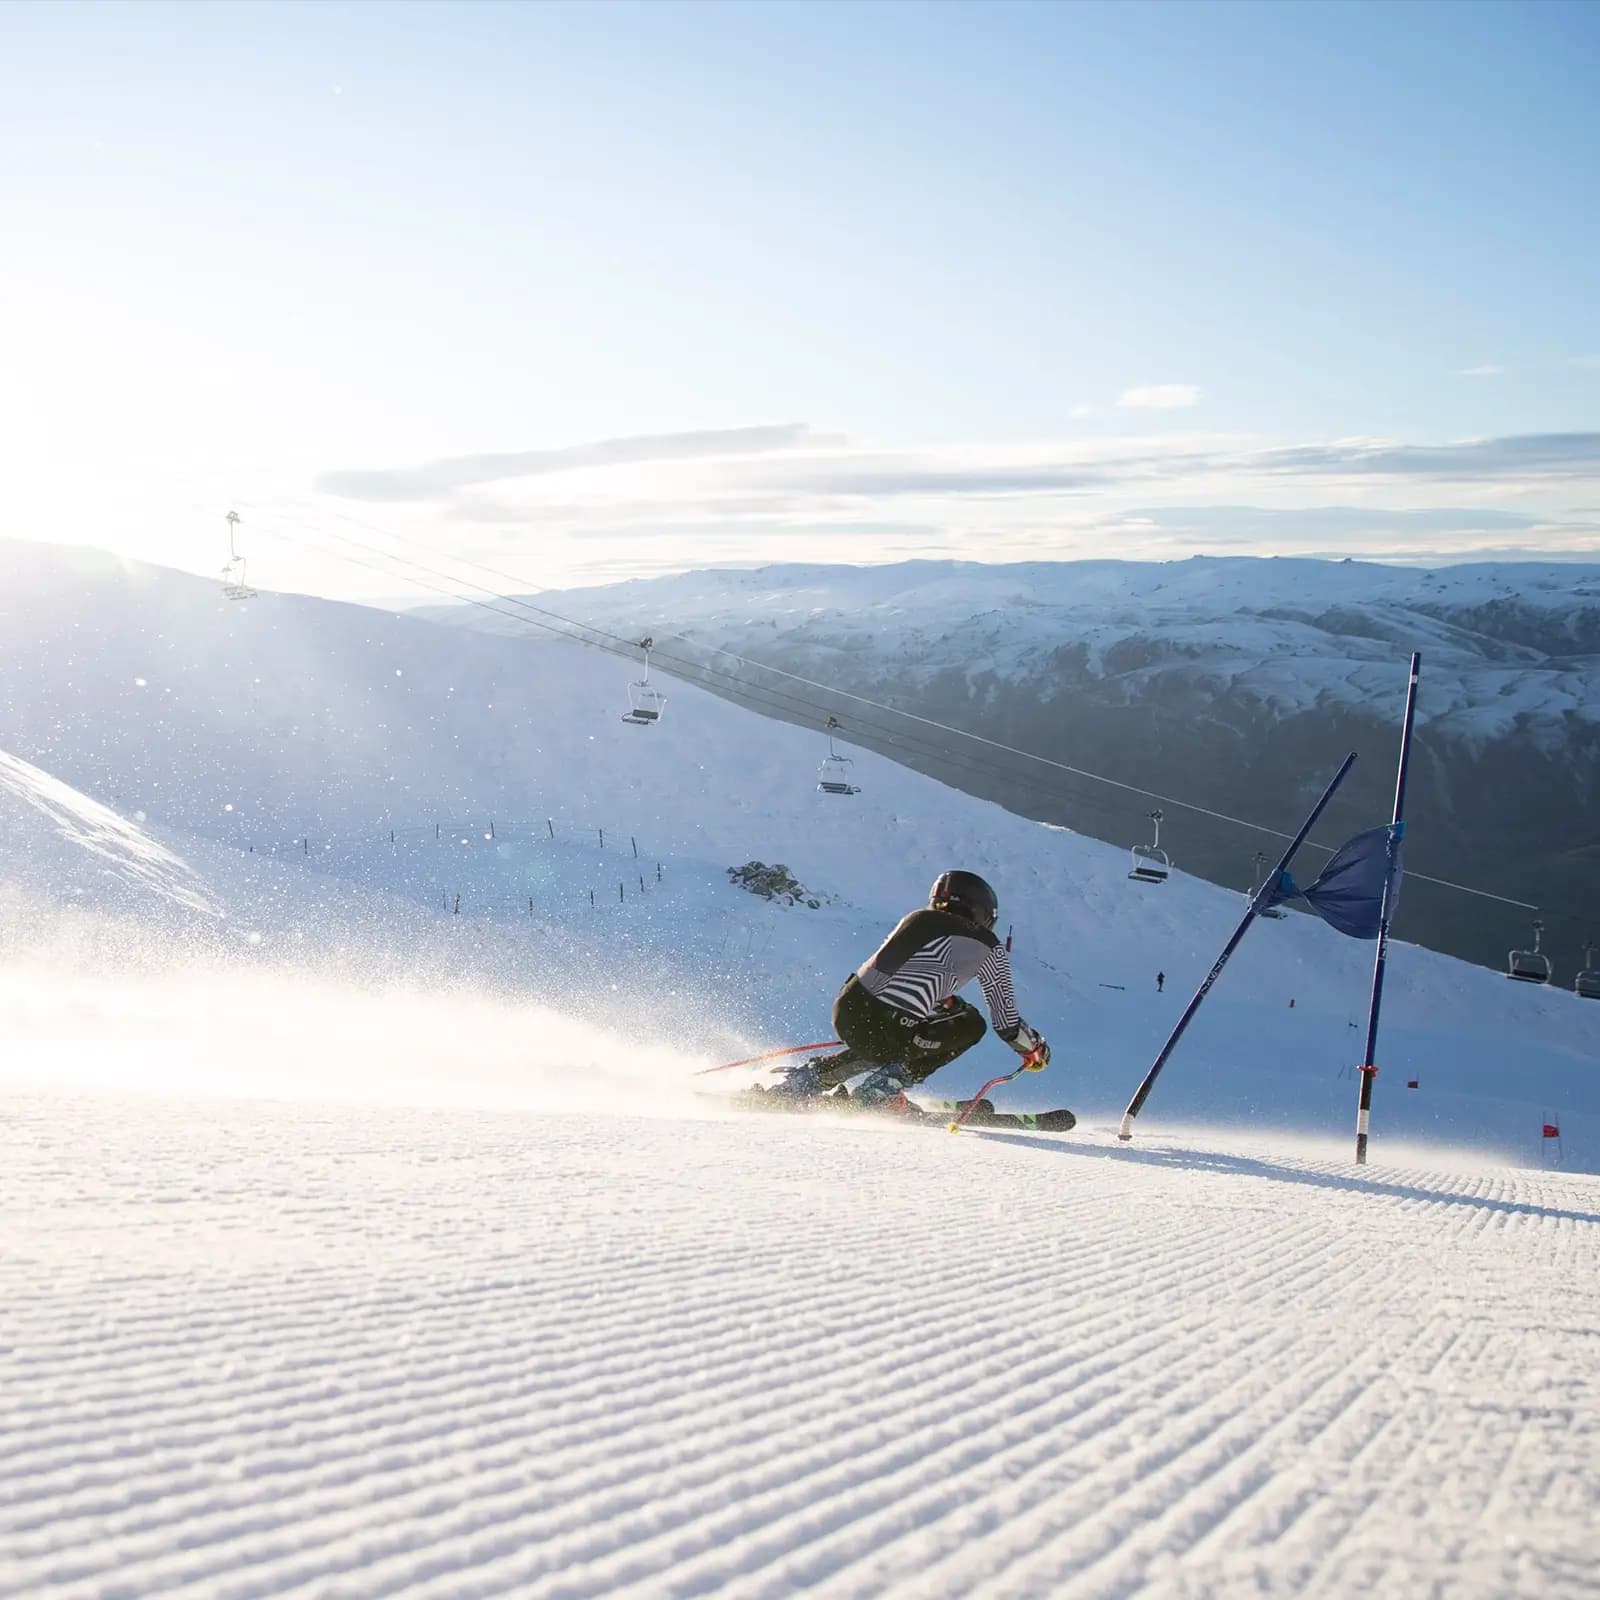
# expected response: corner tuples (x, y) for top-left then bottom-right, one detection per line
(692, 1041), (840, 1077)
(1117, 751), (1358, 1142)
(947, 1048), (1049, 1134)
(1355, 652), (1420, 1166)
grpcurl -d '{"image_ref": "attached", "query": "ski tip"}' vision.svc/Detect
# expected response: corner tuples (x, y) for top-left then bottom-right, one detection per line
(1032, 1109), (1077, 1132)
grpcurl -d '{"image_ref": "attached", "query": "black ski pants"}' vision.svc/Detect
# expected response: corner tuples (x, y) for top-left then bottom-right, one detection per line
(818, 974), (987, 1088)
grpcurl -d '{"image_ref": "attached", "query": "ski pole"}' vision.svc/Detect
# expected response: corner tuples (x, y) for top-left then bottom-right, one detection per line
(693, 1041), (841, 1077)
(948, 1047), (1048, 1133)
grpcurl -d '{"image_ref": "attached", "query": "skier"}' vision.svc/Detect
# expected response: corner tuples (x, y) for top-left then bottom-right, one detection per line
(769, 870), (1050, 1108)
(1156, 970), (1165, 993)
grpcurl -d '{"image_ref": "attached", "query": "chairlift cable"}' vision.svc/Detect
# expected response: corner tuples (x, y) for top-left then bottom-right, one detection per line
(248, 508), (1050, 776)
(247, 508), (1541, 913)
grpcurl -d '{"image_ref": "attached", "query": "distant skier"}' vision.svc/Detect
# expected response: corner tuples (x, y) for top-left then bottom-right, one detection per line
(770, 870), (1050, 1107)
(1156, 970), (1165, 993)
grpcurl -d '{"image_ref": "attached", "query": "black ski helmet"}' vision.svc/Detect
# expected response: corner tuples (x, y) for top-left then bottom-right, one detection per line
(929, 870), (999, 931)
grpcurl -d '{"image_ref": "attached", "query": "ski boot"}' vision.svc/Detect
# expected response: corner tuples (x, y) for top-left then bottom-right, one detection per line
(852, 1066), (928, 1118)
(758, 1061), (824, 1103)
(813, 1048), (861, 1091)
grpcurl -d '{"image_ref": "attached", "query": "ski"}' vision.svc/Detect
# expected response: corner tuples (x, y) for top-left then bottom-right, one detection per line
(930, 1100), (1077, 1132)
(696, 1090), (1074, 1133)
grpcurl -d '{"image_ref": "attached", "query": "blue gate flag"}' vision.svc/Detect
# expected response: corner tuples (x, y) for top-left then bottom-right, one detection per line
(1268, 824), (1403, 939)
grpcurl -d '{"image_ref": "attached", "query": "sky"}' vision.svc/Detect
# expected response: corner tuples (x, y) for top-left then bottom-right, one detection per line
(2, 0), (1597, 601)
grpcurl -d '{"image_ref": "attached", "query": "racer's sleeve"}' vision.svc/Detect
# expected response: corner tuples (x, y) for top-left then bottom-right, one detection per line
(975, 941), (1022, 1039)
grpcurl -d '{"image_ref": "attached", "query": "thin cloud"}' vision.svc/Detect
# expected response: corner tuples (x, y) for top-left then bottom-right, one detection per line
(313, 427), (1600, 585)
(1252, 432), (1600, 480)
(317, 424), (828, 502)
(1123, 505), (1544, 536)
(564, 518), (936, 543)
(1118, 385), (1201, 409)
(753, 460), (1113, 497)
(1457, 364), (1504, 377)
(732, 432), (1600, 500)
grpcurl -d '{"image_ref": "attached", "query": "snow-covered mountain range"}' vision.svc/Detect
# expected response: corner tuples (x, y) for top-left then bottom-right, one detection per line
(422, 556), (1600, 974)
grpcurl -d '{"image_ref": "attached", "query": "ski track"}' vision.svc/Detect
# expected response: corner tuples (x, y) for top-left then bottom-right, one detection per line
(3, 1091), (1598, 1599)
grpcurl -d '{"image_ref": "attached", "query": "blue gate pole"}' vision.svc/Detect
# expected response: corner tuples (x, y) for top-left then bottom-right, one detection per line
(1118, 751), (1358, 1141)
(1355, 652), (1421, 1165)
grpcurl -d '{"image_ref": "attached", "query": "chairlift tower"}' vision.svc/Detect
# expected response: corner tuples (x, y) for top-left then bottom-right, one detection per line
(221, 510), (257, 600)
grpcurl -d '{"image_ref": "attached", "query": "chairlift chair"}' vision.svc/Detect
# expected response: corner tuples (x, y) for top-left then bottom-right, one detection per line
(1506, 917), (1553, 984)
(1248, 850), (1286, 918)
(621, 636), (665, 726)
(1129, 809), (1170, 884)
(817, 716), (860, 796)
(221, 511), (256, 600)
(622, 681), (664, 725)
(1575, 943), (1600, 1001)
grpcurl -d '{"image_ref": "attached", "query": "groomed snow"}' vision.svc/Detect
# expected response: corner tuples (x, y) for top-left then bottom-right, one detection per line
(4, 1072), (1597, 1600)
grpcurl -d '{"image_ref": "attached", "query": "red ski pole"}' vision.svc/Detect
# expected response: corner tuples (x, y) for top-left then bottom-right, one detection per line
(947, 1048), (1048, 1133)
(693, 1041), (841, 1078)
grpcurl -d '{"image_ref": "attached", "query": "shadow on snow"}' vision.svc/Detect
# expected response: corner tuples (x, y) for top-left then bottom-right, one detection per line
(970, 1129), (1600, 1227)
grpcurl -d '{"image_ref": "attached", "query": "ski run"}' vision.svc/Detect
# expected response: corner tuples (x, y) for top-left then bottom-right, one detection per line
(2, 544), (1598, 1597)
(3, 1083), (1597, 1600)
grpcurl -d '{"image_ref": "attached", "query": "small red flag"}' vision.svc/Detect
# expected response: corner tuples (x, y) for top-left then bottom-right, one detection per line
(1407, 1080), (1419, 1089)
(1543, 1123), (1561, 1139)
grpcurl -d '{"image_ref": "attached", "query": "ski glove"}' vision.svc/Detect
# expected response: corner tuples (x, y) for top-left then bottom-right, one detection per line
(1010, 1021), (1049, 1067)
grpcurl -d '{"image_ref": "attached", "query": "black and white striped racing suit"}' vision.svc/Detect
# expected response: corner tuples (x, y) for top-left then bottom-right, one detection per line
(857, 907), (1022, 1036)
(821, 908), (1040, 1087)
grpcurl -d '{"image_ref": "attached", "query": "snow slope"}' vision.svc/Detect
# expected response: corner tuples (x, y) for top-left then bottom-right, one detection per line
(0, 538), (1595, 1165)
(0, 748), (218, 922)
(4, 1084), (1598, 1600)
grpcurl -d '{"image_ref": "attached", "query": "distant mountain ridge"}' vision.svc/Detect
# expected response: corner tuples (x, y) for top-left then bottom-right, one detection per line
(424, 556), (1600, 974)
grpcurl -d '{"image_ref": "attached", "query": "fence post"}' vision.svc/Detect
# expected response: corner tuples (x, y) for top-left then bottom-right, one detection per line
(302, 838), (308, 854)
(632, 836), (638, 858)
(639, 874), (645, 893)
(656, 862), (662, 882)
(436, 823), (440, 840)
(599, 827), (605, 849)
(547, 818), (554, 838)
(589, 889), (595, 907)
(489, 820), (495, 840)
(453, 894), (460, 914)
(619, 881), (625, 902)
(529, 896), (533, 915)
